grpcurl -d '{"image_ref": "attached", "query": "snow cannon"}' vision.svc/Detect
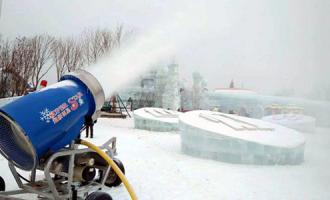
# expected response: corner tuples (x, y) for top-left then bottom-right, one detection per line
(0, 69), (105, 171)
(0, 70), (134, 200)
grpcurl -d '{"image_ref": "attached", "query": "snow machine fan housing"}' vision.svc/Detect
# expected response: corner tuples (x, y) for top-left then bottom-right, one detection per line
(0, 70), (105, 171)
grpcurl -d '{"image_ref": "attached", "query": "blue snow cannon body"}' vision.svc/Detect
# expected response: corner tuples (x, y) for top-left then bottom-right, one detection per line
(0, 70), (105, 170)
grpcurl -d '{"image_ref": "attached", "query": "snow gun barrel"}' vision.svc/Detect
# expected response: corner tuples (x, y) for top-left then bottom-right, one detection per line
(0, 70), (105, 171)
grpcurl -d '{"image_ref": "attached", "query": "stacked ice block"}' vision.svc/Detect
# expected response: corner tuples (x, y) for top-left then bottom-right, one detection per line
(134, 107), (181, 132)
(179, 110), (305, 165)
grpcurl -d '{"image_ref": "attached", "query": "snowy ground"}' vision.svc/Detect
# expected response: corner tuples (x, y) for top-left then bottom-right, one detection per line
(2, 117), (330, 200)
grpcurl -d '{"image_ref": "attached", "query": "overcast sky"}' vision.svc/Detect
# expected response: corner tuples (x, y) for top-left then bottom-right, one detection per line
(0, 0), (329, 97)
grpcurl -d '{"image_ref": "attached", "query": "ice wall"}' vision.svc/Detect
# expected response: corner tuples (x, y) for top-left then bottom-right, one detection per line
(179, 110), (305, 165)
(134, 107), (181, 132)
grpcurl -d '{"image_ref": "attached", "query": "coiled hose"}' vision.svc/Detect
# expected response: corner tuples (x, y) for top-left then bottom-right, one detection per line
(79, 140), (138, 200)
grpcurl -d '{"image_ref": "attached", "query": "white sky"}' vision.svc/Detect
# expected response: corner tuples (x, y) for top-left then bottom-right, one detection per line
(0, 0), (329, 97)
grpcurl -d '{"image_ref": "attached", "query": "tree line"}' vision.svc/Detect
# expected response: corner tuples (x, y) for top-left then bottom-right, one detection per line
(0, 26), (125, 98)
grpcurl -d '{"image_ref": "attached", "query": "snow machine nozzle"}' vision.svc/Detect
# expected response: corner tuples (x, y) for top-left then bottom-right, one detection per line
(0, 69), (105, 171)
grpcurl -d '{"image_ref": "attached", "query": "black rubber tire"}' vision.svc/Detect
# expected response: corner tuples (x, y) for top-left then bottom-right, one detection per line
(104, 158), (125, 187)
(85, 191), (112, 200)
(0, 176), (5, 191)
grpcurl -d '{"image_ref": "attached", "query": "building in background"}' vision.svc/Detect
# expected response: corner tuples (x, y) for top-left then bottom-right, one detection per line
(206, 83), (330, 127)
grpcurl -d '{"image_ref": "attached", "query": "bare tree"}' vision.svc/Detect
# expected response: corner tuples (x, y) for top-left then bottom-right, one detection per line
(0, 26), (128, 97)
(81, 26), (125, 65)
(81, 29), (104, 65)
(51, 37), (84, 81)
(65, 38), (84, 72)
(10, 37), (35, 96)
(114, 25), (124, 47)
(0, 38), (13, 97)
(30, 35), (54, 88)
(0, 35), (54, 96)
(52, 39), (67, 81)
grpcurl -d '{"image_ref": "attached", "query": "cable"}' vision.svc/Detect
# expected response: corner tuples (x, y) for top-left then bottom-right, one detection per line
(79, 139), (138, 200)
(17, 172), (30, 183)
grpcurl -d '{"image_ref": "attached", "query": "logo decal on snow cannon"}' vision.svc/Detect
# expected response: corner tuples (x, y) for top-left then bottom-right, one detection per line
(68, 92), (84, 111)
(40, 92), (84, 124)
(40, 108), (52, 123)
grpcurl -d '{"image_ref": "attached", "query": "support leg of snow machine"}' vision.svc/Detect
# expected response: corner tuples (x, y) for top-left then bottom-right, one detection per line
(0, 137), (123, 200)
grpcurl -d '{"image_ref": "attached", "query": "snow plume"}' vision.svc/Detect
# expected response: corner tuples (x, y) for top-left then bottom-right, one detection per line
(86, 2), (208, 99)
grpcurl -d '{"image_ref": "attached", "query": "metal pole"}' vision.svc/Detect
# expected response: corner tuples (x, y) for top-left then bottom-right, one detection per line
(117, 95), (131, 117)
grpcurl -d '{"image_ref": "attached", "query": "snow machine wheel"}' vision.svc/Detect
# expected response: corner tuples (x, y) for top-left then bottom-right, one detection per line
(86, 191), (112, 200)
(0, 176), (5, 191)
(104, 158), (125, 187)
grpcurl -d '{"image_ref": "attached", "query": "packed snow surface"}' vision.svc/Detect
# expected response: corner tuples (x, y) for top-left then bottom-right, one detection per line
(180, 110), (305, 148)
(2, 117), (330, 200)
(134, 107), (180, 123)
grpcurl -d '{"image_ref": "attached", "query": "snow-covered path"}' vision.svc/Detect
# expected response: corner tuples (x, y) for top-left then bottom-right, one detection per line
(3, 118), (330, 200)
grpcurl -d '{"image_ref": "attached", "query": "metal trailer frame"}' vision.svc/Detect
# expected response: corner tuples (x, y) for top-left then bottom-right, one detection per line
(0, 137), (117, 200)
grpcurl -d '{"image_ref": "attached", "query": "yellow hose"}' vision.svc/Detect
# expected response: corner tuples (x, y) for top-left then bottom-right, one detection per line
(80, 140), (138, 200)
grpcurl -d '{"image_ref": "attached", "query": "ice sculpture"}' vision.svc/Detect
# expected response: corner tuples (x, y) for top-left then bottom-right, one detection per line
(134, 107), (181, 132)
(179, 110), (305, 165)
(192, 72), (208, 110)
(262, 114), (316, 133)
(162, 64), (180, 110)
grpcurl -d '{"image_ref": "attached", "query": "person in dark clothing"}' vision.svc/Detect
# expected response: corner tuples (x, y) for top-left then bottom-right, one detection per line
(228, 110), (236, 114)
(85, 116), (94, 138)
(127, 97), (133, 111)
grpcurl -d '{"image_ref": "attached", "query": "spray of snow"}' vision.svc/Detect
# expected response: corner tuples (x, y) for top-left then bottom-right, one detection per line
(87, 31), (174, 98)
(87, 3), (208, 98)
